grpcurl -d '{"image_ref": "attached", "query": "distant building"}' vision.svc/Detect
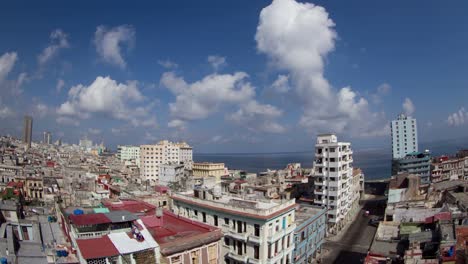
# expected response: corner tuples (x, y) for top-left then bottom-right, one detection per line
(192, 162), (228, 183)
(117, 145), (140, 166)
(172, 189), (296, 264)
(23, 115), (33, 149)
(312, 134), (357, 235)
(159, 163), (185, 187)
(140, 140), (193, 185)
(391, 114), (418, 159)
(43, 131), (51, 144)
(78, 137), (92, 149)
(432, 155), (468, 182)
(392, 151), (431, 185)
(177, 142), (193, 169)
(293, 205), (327, 264)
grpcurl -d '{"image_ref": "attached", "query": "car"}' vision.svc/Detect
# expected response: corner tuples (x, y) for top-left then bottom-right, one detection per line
(368, 219), (380, 227)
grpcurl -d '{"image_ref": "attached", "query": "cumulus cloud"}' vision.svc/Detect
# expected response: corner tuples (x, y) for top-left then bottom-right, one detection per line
(255, 0), (387, 136)
(94, 25), (135, 69)
(38, 29), (69, 66)
(57, 76), (155, 127)
(372, 83), (391, 104)
(0, 104), (14, 119)
(56, 116), (79, 126)
(157, 59), (178, 69)
(56, 79), (65, 93)
(271, 75), (291, 93)
(447, 107), (468, 127)
(32, 102), (50, 118)
(168, 119), (186, 130)
(228, 100), (285, 133)
(161, 71), (254, 120)
(402, 98), (415, 116)
(0, 52), (26, 96)
(207, 55), (227, 71)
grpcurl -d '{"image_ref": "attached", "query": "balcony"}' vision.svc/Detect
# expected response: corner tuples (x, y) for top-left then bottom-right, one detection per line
(227, 252), (248, 263)
(248, 235), (261, 244)
(267, 251), (283, 264)
(314, 189), (327, 195)
(267, 230), (284, 243)
(227, 230), (248, 241)
(285, 224), (295, 235)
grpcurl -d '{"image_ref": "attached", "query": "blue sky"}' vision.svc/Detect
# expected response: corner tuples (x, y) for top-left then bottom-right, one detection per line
(1, 0), (467, 153)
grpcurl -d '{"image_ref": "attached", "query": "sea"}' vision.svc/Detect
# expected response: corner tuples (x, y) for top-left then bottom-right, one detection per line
(194, 150), (391, 181)
(194, 138), (468, 181)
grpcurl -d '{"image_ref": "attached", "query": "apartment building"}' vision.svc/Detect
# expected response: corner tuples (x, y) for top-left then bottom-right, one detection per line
(392, 151), (431, 185)
(391, 114), (418, 159)
(312, 134), (355, 235)
(117, 145), (141, 166)
(140, 140), (192, 185)
(177, 142), (193, 170)
(193, 162), (227, 183)
(172, 188), (296, 264)
(293, 205), (327, 264)
(432, 155), (468, 182)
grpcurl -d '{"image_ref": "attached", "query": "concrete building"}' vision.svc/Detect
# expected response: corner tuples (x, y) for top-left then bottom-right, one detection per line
(23, 115), (33, 149)
(432, 155), (468, 182)
(172, 188), (297, 264)
(312, 134), (356, 235)
(177, 142), (193, 170)
(192, 162), (227, 183)
(117, 145), (140, 166)
(159, 163), (185, 187)
(140, 140), (191, 185)
(43, 131), (51, 145)
(392, 151), (431, 185)
(293, 205), (327, 264)
(391, 114), (418, 159)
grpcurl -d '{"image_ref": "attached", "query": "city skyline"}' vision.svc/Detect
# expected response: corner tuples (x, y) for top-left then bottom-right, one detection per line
(1, 0), (468, 152)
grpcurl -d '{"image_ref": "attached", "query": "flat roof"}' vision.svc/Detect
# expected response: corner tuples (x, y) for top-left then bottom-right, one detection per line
(69, 213), (110, 226)
(142, 210), (222, 255)
(295, 205), (325, 227)
(76, 236), (119, 259)
(102, 199), (156, 215)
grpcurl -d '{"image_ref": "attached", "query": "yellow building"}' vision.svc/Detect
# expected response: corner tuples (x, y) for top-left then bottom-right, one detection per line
(192, 162), (227, 182)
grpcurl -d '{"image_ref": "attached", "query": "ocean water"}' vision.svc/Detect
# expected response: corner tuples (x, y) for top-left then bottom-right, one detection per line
(194, 150), (392, 181)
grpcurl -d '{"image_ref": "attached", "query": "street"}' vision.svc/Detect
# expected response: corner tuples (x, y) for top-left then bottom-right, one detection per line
(321, 198), (386, 264)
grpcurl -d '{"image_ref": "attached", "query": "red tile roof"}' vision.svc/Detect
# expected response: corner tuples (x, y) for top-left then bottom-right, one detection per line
(76, 236), (119, 259)
(69, 213), (111, 226)
(102, 199), (156, 215)
(142, 210), (222, 256)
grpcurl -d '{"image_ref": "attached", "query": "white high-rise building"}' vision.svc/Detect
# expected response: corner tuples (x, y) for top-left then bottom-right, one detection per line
(117, 145), (140, 166)
(176, 142), (193, 169)
(313, 134), (355, 235)
(391, 114), (418, 159)
(140, 140), (192, 185)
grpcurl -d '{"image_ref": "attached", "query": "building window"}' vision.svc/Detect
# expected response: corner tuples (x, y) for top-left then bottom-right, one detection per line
(202, 212), (207, 223)
(254, 224), (260, 236)
(194, 210), (198, 216)
(214, 215), (218, 226)
(224, 217), (229, 225)
(254, 245), (260, 259)
(224, 237), (230, 246)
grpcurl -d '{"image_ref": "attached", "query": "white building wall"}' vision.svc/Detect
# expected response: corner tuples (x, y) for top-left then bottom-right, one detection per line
(391, 114), (418, 159)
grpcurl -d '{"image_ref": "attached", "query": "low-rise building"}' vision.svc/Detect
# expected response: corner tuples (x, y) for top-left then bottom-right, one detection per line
(172, 188), (296, 264)
(192, 162), (227, 183)
(293, 205), (326, 264)
(392, 151), (431, 185)
(159, 163), (185, 187)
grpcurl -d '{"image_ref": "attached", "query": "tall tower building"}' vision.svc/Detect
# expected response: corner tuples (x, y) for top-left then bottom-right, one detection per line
(23, 115), (33, 149)
(312, 134), (356, 235)
(391, 114), (418, 159)
(43, 131), (51, 144)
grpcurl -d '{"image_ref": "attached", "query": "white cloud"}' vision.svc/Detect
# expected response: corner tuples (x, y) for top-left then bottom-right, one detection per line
(57, 76), (155, 127)
(161, 71), (254, 120)
(33, 102), (49, 118)
(0, 52), (26, 96)
(168, 119), (186, 130)
(56, 79), (65, 93)
(256, 0), (387, 136)
(271, 74), (291, 93)
(228, 100), (285, 133)
(207, 55), (227, 71)
(88, 128), (101, 135)
(0, 104), (14, 119)
(38, 29), (69, 66)
(403, 98), (415, 116)
(94, 25), (135, 69)
(447, 107), (468, 127)
(0, 52), (17, 82)
(56, 116), (79, 126)
(157, 59), (178, 69)
(372, 83), (391, 104)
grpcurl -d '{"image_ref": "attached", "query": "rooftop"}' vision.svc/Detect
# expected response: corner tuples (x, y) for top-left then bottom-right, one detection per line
(142, 210), (222, 256)
(102, 199), (157, 216)
(295, 205), (325, 227)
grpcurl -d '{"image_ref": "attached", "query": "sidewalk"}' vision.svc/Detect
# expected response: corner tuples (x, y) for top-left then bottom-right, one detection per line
(326, 204), (363, 242)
